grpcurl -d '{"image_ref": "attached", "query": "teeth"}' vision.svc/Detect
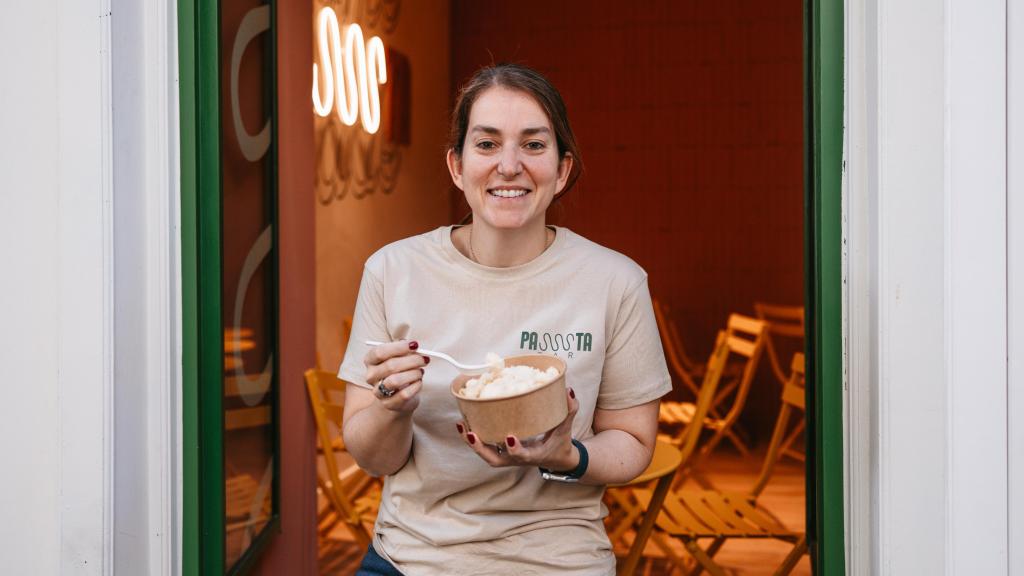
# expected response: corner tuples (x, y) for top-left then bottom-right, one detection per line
(490, 189), (528, 198)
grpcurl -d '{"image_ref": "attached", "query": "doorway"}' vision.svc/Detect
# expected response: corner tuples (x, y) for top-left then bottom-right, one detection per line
(178, 0), (846, 573)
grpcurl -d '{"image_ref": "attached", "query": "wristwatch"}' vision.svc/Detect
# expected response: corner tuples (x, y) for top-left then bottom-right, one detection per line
(539, 439), (589, 482)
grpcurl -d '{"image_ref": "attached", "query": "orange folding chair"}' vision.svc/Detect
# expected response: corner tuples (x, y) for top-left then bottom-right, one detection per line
(305, 369), (381, 547)
(754, 303), (806, 462)
(653, 300), (750, 457)
(605, 334), (733, 573)
(659, 314), (767, 487)
(633, 353), (809, 576)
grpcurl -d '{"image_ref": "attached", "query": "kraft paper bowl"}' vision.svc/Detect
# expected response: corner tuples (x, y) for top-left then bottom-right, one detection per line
(450, 355), (568, 445)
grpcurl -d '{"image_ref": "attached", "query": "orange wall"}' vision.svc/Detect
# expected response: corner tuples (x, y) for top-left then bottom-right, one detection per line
(450, 1), (804, 435)
(315, 1), (453, 372)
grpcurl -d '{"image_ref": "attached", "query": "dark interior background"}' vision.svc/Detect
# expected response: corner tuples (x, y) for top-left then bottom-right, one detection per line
(449, 0), (804, 439)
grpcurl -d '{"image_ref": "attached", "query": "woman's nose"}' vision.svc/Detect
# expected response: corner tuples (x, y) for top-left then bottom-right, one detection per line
(496, 148), (522, 178)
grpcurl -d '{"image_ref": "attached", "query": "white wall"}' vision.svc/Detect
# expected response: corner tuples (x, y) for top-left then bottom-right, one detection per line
(0, 1), (179, 574)
(945, 1), (1007, 572)
(0, 1), (113, 574)
(846, 0), (1009, 573)
(842, 0), (873, 570)
(1009, 0), (1024, 571)
(111, 0), (179, 574)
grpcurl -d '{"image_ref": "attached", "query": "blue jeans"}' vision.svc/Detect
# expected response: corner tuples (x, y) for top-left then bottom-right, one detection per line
(356, 544), (403, 576)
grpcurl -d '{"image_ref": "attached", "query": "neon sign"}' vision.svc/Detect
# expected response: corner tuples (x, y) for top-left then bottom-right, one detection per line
(312, 7), (387, 134)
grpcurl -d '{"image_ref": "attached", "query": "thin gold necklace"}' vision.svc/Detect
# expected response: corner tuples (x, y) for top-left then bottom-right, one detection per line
(468, 224), (478, 263)
(468, 224), (553, 264)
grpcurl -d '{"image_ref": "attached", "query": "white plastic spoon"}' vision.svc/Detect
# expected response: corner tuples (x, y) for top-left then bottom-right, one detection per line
(364, 340), (492, 374)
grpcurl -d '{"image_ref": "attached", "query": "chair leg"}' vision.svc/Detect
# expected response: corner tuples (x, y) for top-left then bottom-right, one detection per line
(683, 537), (725, 576)
(620, 474), (674, 576)
(651, 532), (691, 573)
(317, 509), (339, 537)
(780, 422), (807, 463)
(722, 428), (750, 457)
(707, 378), (753, 456)
(772, 536), (808, 576)
(704, 537), (726, 560)
(683, 538), (728, 576)
(710, 380), (739, 414)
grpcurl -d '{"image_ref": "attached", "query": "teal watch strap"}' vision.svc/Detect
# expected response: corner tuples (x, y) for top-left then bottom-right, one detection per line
(539, 439), (588, 482)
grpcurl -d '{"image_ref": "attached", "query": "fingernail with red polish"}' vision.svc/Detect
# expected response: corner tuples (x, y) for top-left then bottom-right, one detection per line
(456, 423), (464, 434)
(422, 356), (430, 364)
(409, 341), (419, 350)
(569, 388), (576, 399)
(467, 433), (476, 445)
(506, 436), (516, 448)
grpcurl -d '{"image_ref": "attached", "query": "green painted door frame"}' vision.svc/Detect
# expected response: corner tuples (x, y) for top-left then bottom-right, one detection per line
(179, 0), (279, 573)
(178, 0), (216, 569)
(179, 0), (223, 572)
(805, 0), (845, 573)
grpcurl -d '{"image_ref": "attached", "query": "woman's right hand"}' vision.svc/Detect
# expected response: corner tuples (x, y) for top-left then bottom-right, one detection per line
(363, 340), (429, 415)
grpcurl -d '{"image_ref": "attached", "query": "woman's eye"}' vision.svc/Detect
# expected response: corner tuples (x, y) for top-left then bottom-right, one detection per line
(476, 140), (497, 150)
(524, 141), (546, 151)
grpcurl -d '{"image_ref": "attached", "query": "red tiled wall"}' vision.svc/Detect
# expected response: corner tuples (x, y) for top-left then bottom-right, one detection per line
(451, 1), (804, 437)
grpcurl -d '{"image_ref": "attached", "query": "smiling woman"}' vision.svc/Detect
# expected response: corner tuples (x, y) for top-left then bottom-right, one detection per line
(335, 63), (672, 575)
(442, 66), (580, 268)
(447, 87), (570, 265)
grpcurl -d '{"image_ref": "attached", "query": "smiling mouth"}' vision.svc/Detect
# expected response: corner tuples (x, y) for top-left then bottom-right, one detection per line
(488, 188), (530, 198)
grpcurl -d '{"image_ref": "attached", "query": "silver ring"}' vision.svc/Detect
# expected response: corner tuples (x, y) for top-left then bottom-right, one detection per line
(495, 444), (505, 455)
(377, 380), (395, 398)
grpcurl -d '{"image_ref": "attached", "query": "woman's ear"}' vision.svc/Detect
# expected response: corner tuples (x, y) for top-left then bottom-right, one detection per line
(555, 153), (573, 194)
(446, 148), (464, 190)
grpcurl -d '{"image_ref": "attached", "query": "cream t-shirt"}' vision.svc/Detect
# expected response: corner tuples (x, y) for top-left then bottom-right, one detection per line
(338, 226), (672, 575)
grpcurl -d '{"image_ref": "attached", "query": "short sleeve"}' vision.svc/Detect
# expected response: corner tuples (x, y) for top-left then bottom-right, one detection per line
(597, 277), (673, 409)
(337, 266), (389, 389)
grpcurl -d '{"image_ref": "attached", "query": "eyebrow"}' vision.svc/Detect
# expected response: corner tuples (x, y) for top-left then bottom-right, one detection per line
(469, 125), (552, 137)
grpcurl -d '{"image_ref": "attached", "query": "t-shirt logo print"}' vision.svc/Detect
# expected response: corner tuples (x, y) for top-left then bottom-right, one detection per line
(520, 331), (593, 357)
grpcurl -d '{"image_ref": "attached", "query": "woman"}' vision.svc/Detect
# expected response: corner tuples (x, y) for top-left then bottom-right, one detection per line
(338, 63), (671, 575)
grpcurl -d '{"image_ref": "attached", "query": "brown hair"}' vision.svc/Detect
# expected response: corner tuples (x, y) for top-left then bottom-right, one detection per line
(448, 63), (583, 201)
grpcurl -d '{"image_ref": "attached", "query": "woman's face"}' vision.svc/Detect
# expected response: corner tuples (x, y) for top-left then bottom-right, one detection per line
(447, 87), (572, 231)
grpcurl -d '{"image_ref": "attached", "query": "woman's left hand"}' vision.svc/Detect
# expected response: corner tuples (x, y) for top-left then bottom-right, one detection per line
(457, 388), (581, 470)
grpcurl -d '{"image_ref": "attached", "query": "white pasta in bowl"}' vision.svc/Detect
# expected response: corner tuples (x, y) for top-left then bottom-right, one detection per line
(450, 354), (568, 444)
(458, 354), (561, 400)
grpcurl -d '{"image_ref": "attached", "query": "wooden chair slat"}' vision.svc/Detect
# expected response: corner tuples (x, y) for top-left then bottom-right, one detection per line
(635, 489), (704, 536)
(658, 404), (677, 422)
(701, 491), (766, 536)
(782, 381), (806, 409)
(725, 335), (757, 357)
(727, 314), (766, 336)
(661, 401), (695, 424)
(679, 492), (736, 535)
(725, 494), (795, 537)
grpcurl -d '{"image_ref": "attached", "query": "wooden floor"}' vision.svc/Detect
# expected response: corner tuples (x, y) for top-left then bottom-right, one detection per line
(317, 449), (810, 575)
